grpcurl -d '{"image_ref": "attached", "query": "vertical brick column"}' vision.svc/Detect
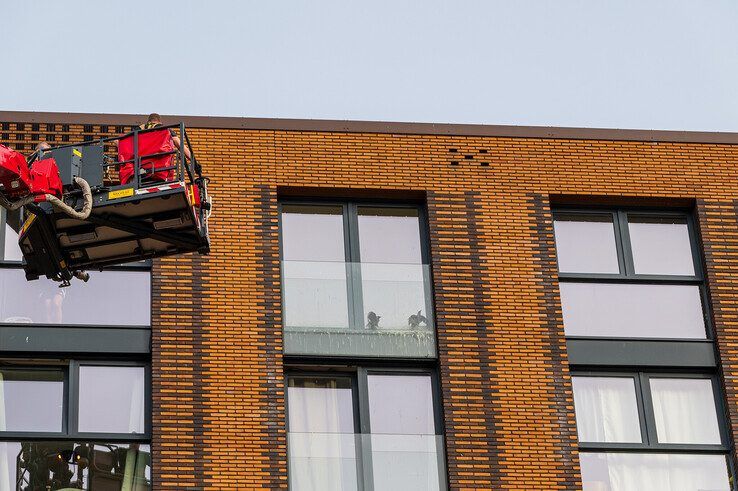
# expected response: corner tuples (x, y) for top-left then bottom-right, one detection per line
(152, 253), (207, 489)
(428, 190), (501, 489)
(697, 199), (738, 472)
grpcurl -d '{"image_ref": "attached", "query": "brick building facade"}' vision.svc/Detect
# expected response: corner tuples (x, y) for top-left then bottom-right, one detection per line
(0, 111), (736, 490)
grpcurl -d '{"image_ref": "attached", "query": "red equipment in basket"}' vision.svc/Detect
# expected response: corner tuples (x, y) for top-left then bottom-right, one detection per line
(28, 158), (63, 201)
(0, 144), (32, 198)
(0, 144), (63, 201)
(118, 128), (176, 184)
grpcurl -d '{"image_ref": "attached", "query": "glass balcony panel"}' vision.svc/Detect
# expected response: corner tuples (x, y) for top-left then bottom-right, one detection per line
(287, 433), (446, 491)
(360, 262), (431, 330)
(0, 441), (151, 490)
(560, 282), (706, 338)
(580, 452), (731, 491)
(367, 433), (446, 491)
(283, 261), (350, 329)
(288, 432), (359, 491)
(282, 261), (435, 358)
(0, 268), (150, 326)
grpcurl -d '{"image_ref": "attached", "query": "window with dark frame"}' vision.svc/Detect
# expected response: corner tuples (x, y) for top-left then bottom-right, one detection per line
(279, 200), (436, 358)
(553, 206), (735, 490)
(553, 209), (708, 339)
(572, 371), (732, 489)
(286, 368), (447, 491)
(0, 360), (151, 490)
(281, 198), (447, 490)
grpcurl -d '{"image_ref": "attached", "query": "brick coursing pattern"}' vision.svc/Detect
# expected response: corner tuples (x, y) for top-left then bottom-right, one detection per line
(2, 120), (738, 489)
(696, 200), (738, 470)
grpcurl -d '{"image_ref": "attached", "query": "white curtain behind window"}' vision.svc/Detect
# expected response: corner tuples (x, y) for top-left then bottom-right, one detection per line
(649, 378), (721, 444)
(572, 377), (641, 443)
(581, 452), (731, 491)
(288, 380), (357, 491)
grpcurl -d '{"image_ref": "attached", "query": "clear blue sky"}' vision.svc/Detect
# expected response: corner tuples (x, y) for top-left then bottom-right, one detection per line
(2, 0), (737, 131)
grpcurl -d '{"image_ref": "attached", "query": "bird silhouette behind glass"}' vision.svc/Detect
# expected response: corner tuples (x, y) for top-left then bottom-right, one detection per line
(366, 311), (381, 329)
(408, 311), (428, 329)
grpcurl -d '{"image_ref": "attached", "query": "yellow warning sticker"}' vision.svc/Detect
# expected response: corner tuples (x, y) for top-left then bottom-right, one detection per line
(19, 214), (36, 237)
(108, 188), (134, 200)
(72, 149), (82, 158)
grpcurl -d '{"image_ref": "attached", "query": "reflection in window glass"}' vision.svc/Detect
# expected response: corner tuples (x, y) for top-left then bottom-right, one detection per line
(571, 376), (641, 443)
(0, 441), (151, 490)
(367, 375), (441, 491)
(559, 282), (706, 338)
(628, 216), (695, 276)
(580, 452), (731, 491)
(553, 214), (620, 274)
(78, 366), (145, 434)
(0, 269), (150, 326)
(650, 378), (721, 445)
(287, 377), (358, 491)
(282, 261), (350, 330)
(358, 207), (422, 264)
(281, 205), (345, 262)
(0, 370), (63, 432)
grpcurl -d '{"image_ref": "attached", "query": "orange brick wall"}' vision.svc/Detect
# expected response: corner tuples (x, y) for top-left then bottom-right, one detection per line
(2, 120), (738, 490)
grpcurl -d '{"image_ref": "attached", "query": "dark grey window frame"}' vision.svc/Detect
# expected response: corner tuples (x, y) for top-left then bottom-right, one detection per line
(0, 360), (151, 443)
(285, 365), (447, 491)
(555, 207), (711, 342)
(278, 199), (435, 332)
(574, 371), (728, 453)
(574, 370), (736, 488)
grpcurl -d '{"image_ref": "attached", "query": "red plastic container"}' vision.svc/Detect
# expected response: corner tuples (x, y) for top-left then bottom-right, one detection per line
(29, 158), (63, 200)
(118, 128), (176, 184)
(0, 144), (32, 198)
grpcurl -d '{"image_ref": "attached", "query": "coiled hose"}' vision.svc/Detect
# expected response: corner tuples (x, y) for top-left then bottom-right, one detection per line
(44, 176), (92, 220)
(0, 177), (92, 220)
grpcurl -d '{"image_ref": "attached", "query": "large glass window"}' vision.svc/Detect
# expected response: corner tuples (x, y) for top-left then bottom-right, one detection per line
(280, 201), (435, 358)
(559, 283), (705, 338)
(287, 376), (358, 491)
(0, 361), (148, 439)
(573, 372), (730, 491)
(553, 210), (706, 339)
(571, 376), (641, 443)
(627, 215), (695, 276)
(78, 365), (146, 434)
(0, 369), (63, 433)
(553, 213), (620, 274)
(287, 370), (446, 491)
(649, 377), (721, 445)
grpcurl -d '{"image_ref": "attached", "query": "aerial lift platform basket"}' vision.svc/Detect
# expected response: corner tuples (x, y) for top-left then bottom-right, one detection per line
(0, 123), (211, 285)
